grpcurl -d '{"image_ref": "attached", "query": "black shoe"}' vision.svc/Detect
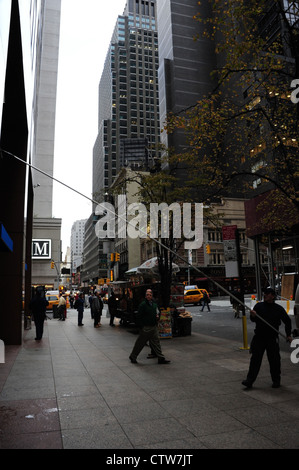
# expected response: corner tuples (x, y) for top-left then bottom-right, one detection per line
(242, 380), (252, 389)
(129, 355), (137, 364)
(158, 359), (171, 364)
(272, 382), (280, 388)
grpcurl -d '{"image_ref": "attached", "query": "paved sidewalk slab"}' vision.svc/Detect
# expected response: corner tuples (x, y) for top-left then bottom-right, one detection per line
(1, 308), (299, 450)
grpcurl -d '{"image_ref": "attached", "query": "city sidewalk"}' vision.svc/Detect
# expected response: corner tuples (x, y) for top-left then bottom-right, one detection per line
(1, 306), (299, 450)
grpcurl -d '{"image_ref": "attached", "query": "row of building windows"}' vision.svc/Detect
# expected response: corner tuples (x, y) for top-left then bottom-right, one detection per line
(208, 229), (247, 244)
(207, 252), (250, 265)
(131, 0), (155, 17)
(183, 249), (249, 266)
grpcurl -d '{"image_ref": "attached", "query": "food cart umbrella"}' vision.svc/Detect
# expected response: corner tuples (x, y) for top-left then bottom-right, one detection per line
(137, 257), (179, 275)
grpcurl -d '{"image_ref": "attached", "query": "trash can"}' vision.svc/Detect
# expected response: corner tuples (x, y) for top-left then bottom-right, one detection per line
(52, 304), (59, 318)
(177, 316), (192, 336)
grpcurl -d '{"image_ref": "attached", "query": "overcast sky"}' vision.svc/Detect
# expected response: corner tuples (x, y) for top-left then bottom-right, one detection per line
(53, 0), (126, 258)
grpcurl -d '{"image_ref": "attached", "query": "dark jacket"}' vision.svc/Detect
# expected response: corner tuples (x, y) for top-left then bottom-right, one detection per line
(91, 295), (103, 314)
(75, 296), (85, 313)
(29, 295), (49, 318)
(108, 294), (117, 314)
(136, 299), (159, 328)
(251, 301), (292, 338)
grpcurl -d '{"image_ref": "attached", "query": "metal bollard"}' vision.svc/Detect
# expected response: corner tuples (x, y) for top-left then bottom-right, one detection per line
(240, 314), (250, 350)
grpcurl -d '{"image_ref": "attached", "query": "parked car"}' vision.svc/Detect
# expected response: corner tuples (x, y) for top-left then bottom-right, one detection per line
(293, 284), (299, 336)
(184, 288), (209, 306)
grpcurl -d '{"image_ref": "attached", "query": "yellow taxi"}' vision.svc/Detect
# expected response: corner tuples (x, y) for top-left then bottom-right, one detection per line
(46, 291), (70, 310)
(184, 288), (209, 306)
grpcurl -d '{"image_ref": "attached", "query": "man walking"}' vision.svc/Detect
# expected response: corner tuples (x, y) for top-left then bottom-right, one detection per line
(129, 289), (170, 364)
(201, 291), (210, 312)
(242, 287), (292, 389)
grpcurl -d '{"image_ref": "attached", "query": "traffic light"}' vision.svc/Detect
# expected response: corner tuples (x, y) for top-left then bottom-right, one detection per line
(51, 261), (55, 269)
(111, 252), (120, 262)
(206, 244), (211, 254)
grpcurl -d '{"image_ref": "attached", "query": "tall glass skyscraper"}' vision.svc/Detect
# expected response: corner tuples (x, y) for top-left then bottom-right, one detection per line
(82, 0), (160, 286)
(157, 0), (217, 154)
(93, 0), (160, 199)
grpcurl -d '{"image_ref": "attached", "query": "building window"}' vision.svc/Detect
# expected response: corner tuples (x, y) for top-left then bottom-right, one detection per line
(208, 230), (222, 242)
(209, 251), (224, 265)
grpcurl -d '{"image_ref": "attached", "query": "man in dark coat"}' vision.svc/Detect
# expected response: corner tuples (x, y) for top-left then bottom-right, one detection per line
(108, 291), (117, 327)
(75, 293), (85, 326)
(91, 291), (103, 328)
(242, 287), (292, 389)
(29, 289), (49, 341)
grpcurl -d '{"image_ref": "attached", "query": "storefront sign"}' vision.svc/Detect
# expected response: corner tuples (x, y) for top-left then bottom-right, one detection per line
(32, 239), (52, 259)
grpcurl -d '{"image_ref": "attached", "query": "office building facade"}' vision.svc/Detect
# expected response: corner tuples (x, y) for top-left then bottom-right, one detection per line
(0, 0), (61, 344)
(84, 0), (161, 285)
(31, 0), (62, 290)
(71, 219), (87, 274)
(93, 0), (160, 198)
(157, 0), (217, 153)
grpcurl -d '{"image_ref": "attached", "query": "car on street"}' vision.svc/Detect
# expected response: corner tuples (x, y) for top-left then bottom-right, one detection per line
(184, 288), (209, 306)
(46, 291), (70, 310)
(184, 285), (198, 292)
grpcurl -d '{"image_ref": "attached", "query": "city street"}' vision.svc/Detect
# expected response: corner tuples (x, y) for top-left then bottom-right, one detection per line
(64, 298), (295, 354)
(186, 300), (294, 354)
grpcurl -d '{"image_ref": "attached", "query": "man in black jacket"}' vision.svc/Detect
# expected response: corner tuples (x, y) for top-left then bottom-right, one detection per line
(129, 289), (170, 364)
(29, 288), (49, 341)
(108, 291), (117, 327)
(242, 287), (292, 389)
